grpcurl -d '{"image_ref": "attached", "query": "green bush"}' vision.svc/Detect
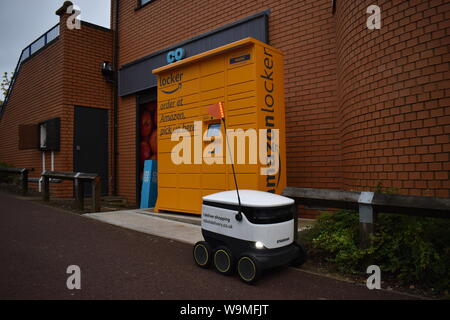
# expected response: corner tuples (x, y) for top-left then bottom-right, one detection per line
(301, 210), (450, 293)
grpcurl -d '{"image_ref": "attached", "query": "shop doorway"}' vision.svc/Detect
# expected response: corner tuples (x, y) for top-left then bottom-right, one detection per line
(74, 106), (109, 196)
(136, 90), (158, 204)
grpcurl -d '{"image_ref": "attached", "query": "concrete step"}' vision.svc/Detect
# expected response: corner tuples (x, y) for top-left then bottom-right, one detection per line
(101, 197), (128, 206)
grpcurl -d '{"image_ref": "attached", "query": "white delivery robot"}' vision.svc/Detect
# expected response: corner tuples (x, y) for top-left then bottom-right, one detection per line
(193, 189), (307, 284)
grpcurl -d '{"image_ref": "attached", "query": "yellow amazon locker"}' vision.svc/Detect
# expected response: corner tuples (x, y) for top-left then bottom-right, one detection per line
(153, 37), (287, 215)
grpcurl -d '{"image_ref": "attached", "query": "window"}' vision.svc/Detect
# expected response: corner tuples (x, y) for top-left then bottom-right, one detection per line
(138, 0), (153, 8)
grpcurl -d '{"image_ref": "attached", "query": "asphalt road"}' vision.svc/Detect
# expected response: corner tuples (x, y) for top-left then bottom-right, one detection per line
(0, 192), (416, 300)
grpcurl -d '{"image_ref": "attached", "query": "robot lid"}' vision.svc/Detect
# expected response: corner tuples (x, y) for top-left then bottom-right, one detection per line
(202, 190), (294, 208)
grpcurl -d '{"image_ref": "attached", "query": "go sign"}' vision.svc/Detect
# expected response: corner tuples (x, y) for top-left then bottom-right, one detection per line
(167, 48), (186, 64)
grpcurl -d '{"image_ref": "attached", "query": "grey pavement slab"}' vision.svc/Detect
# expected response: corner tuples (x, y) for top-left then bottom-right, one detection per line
(85, 210), (204, 245)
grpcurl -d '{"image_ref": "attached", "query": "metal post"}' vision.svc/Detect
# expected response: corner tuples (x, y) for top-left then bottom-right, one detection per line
(40, 152), (46, 193)
(74, 178), (84, 211)
(91, 177), (101, 213)
(43, 175), (50, 202)
(20, 169), (28, 197)
(358, 192), (376, 249)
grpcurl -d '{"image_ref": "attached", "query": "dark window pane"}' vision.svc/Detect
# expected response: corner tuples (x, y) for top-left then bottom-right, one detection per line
(140, 0), (152, 6)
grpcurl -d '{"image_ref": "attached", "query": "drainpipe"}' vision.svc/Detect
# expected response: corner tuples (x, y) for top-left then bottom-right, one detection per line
(112, 0), (120, 196)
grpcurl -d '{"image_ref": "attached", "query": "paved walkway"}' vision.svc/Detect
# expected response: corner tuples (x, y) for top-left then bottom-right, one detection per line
(0, 192), (419, 300)
(85, 210), (204, 245)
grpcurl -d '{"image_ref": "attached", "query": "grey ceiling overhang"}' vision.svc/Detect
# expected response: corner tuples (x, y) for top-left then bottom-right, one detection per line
(118, 10), (269, 97)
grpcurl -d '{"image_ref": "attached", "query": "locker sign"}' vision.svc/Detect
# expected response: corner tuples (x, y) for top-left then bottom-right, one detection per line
(167, 48), (186, 64)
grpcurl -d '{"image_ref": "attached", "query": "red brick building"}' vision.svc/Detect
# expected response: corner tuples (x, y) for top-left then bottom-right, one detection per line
(113, 0), (450, 207)
(1, 0), (449, 214)
(0, 3), (113, 197)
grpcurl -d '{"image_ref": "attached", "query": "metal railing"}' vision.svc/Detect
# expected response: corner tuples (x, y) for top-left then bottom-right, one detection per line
(282, 187), (450, 248)
(42, 171), (102, 213)
(0, 167), (31, 196)
(0, 167), (102, 213)
(1, 24), (60, 115)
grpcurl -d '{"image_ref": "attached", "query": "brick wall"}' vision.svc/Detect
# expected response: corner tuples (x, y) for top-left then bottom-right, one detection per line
(114, 0), (450, 206)
(117, 95), (137, 201)
(0, 34), (66, 194)
(336, 0), (450, 198)
(114, 0), (342, 206)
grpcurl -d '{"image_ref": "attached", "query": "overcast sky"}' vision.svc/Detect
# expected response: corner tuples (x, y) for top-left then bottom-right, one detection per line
(0, 0), (110, 97)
